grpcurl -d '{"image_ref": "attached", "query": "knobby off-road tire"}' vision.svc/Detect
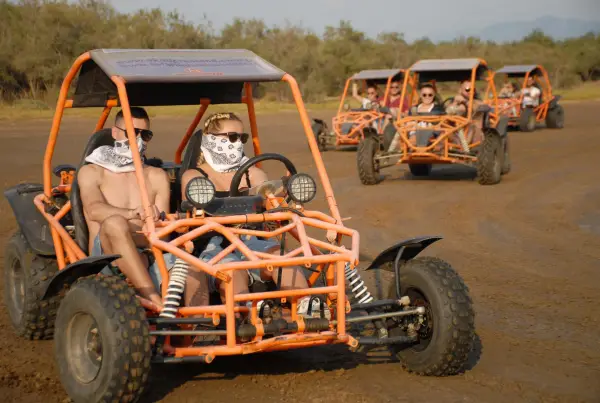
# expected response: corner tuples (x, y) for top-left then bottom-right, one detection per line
(546, 105), (564, 129)
(382, 123), (397, 152)
(4, 231), (60, 340)
(501, 136), (511, 175)
(311, 120), (328, 152)
(55, 275), (151, 403)
(519, 107), (536, 132)
(357, 135), (382, 185)
(387, 257), (475, 376)
(476, 132), (503, 185)
(409, 164), (432, 177)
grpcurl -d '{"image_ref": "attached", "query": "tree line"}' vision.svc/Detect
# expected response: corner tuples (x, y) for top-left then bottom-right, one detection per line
(1, 0), (599, 103)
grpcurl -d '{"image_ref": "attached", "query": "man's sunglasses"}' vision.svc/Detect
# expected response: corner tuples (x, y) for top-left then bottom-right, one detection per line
(210, 132), (250, 144)
(116, 126), (153, 142)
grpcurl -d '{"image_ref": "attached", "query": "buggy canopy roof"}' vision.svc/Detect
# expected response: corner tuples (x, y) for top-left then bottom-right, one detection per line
(408, 58), (489, 82)
(73, 49), (287, 107)
(495, 65), (543, 77)
(351, 69), (404, 83)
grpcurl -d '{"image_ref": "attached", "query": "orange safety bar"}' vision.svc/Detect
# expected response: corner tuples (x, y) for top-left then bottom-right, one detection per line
(332, 72), (403, 144)
(38, 51), (358, 357)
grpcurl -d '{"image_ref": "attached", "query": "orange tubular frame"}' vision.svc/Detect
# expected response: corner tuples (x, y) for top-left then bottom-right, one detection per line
(332, 73), (401, 146)
(391, 60), (498, 165)
(485, 65), (554, 126)
(36, 52), (359, 359)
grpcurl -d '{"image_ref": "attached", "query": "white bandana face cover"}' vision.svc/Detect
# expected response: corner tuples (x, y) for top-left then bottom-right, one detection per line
(200, 134), (248, 173)
(85, 136), (147, 173)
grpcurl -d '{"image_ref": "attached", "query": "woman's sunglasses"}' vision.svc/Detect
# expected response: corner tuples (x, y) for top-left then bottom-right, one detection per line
(210, 132), (249, 144)
(116, 126), (153, 142)
(421, 93), (435, 98)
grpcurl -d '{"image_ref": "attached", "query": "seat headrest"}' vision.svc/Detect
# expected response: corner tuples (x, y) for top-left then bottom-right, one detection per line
(179, 129), (203, 181)
(80, 128), (115, 165)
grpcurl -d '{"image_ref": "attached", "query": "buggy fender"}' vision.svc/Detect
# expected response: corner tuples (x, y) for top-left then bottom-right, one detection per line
(492, 116), (509, 137)
(549, 95), (562, 108)
(42, 254), (120, 299)
(4, 183), (55, 256)
(365, 236), (443, 271)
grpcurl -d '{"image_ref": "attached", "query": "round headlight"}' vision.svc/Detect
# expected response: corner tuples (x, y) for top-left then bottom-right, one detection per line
(185, 177), (216, 208)
(286, 173), (317, 204)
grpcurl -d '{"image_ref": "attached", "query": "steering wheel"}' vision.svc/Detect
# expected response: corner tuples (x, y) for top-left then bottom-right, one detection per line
(442, 96), (455, 109)
(229, 153), (298, 197)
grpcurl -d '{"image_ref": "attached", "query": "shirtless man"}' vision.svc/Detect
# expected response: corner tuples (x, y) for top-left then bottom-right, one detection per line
(78, 107), (190, 308)
(446, 79), (484, 143)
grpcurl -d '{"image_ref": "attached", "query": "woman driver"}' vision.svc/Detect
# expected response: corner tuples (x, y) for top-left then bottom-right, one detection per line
(181, 112), (327, 318)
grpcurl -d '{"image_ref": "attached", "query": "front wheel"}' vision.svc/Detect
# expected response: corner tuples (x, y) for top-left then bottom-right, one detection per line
(501, 136), (511, 175)
(382, 123), (397, 152)
(476, 132), (503, 185)
(357, 135), (382, 185)
(55, 275), (151, 403)
(388, 257), (475, 376)
(519, 108), (536, 132)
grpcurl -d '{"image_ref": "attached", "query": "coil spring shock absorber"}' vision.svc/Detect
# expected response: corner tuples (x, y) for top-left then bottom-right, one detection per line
(457, 129), (470, 153)
(344, 263), (373, 304)
(160, 257), (189, 318)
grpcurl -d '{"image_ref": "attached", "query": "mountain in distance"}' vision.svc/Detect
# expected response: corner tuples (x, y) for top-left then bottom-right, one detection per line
(429, 16), (600, 43)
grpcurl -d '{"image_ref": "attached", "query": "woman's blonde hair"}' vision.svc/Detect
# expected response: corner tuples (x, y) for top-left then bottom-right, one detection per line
(196, 112), (243, 167)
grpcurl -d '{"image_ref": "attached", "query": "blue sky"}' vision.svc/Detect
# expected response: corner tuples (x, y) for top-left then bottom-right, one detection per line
(108, 0), (600, 41)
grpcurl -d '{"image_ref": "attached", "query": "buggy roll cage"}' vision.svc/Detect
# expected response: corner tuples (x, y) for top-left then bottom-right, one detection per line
(333, 69), (407, 144)
(485, 64), (555, 122)
(37, 49), (361, 359)
(390, 58), (500, 164)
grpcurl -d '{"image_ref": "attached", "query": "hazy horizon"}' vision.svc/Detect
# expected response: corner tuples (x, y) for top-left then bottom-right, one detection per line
(104, 0), (600, 41)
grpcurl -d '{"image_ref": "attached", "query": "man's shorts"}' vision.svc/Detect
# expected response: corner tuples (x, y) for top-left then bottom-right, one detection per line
(91, 234), (177, 291)
(199, 235), (279, 293)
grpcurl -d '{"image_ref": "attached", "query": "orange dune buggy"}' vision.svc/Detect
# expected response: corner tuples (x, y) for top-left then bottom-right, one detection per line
(357, 58), (511, 186)
(486, 64), (564, 132)
(3, 49), (475, 402)
(311, 69), (406, 151)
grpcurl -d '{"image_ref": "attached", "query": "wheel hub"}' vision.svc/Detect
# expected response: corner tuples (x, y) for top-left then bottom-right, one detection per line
(66, 313), (103, 384)
(8, 257), (25, 318)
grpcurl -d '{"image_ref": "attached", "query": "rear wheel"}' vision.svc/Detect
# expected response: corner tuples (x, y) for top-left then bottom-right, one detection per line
(387, 257), (475, 376)
(55, 275), (151, 403)
(546, 105), (564, 129)
(409, 164), (432, 177)
(476, 132), (503, 185)
(519, 108), (536, 132)
(4, 231), (60, 340)
(311, 120), (328, 152)
(357, 135), (382, 185)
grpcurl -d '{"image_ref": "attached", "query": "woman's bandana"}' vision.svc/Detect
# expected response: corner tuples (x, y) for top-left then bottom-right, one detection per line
(200, 134), (248, 173)
(85, 136), (147, 173)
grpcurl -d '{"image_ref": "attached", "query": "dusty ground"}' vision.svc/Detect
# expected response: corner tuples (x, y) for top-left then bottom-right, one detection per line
(0, 102), (599, 402)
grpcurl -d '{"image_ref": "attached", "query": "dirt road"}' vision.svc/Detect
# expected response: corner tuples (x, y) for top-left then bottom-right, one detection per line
(0, 102), (599, 402)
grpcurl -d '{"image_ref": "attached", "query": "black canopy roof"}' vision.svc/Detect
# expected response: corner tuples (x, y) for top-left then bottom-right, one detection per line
(408, 58), (489, 82)
(73, 49), (287, 107)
